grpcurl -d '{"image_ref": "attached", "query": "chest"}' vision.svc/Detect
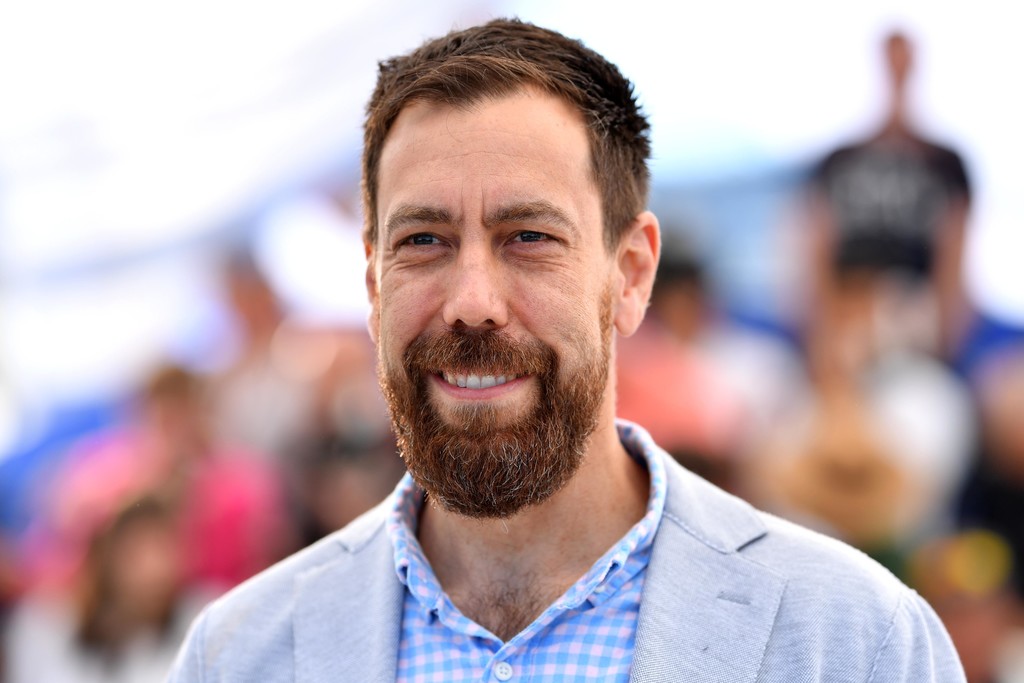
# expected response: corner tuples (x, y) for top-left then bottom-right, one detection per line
(395, 563), (647, 682)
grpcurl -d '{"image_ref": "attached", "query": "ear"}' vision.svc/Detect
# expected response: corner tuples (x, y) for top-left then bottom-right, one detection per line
(364, 239), (380, 345)
(613, 211), (660, 337)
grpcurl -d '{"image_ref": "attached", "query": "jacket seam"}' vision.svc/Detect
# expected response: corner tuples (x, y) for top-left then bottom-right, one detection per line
(865, 588), (906, 683)
(661, 509), (731, 554)
(752, 579), (789, 683)
(661, 509), (786, 584)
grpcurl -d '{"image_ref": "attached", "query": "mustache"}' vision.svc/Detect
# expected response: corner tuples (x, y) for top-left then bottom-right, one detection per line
(404, 328), (554, 377)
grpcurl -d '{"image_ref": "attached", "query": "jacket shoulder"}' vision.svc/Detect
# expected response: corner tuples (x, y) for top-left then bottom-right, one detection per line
(656, 454), (964, 681)
(167, 500), (391, 682)
(745, 515), (963, 681)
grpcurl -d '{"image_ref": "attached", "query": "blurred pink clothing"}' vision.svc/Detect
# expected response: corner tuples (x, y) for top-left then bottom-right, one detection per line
(26, 428), (288, 593)
(616, 324), (745, 457)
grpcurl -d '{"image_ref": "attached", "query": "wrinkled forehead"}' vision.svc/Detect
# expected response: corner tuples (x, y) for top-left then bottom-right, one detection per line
(373, 89), (599, 240)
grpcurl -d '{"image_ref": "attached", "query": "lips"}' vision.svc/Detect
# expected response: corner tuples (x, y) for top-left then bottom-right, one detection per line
(440, 372), (520, 389)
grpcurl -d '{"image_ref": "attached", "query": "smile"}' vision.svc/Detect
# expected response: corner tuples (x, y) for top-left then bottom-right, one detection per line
(440, 372), (520, 389)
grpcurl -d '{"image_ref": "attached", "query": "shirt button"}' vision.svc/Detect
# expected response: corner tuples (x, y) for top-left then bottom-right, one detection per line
(494, 662), (514, 681)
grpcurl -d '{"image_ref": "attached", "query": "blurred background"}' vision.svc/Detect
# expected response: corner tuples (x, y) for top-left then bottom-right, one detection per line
(1, 0), (1023, 681)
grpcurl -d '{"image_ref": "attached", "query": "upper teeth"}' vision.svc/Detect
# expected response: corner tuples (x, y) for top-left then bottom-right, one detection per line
(442, 372), (516, 389)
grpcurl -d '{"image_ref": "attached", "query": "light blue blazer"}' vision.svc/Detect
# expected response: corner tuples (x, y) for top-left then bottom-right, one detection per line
(168, 440), (965, 682)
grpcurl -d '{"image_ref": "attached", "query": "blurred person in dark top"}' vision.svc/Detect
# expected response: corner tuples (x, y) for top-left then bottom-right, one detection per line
(764, 29), (978, 564)
(807, 30), (972, 363)
(4, 497), (205, 683)
(24, 364), (292, 595)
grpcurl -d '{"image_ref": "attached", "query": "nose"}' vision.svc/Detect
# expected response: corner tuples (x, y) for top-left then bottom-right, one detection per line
(441, 244), (508, 330)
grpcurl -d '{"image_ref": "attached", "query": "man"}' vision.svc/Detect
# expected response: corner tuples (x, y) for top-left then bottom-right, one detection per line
(170, 19), (964, 682)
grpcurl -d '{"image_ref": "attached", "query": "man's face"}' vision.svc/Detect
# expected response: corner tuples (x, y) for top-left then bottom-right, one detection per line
(367, 89), (622, 518)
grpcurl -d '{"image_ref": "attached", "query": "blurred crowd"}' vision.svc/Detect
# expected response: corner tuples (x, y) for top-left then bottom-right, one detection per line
(619, 33), (1024, 683)
(0, 249), (405, 683)
(0, 28), (1022, 683)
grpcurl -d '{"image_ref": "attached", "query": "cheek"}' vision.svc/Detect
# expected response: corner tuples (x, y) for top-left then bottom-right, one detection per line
(510, 271), (610, 353)
(378, 282), (437, 352)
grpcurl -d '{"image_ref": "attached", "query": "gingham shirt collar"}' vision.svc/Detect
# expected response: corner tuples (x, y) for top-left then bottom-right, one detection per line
(387, 420), (667, 625)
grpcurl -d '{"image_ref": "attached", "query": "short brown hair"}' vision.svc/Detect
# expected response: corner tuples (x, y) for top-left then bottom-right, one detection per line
(362, 18), (651, 250)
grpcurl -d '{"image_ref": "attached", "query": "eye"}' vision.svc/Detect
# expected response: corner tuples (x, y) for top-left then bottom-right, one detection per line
(514, 231), (548, 243)
(406, 233), (440, 246)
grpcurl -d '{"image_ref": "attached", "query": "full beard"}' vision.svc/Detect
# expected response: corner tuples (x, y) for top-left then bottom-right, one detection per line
(378, 303), (612, 519)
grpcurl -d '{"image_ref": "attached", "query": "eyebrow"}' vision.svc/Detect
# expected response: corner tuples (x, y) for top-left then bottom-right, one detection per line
(383, 205), (456, 242)
(485, 200), (579, 238)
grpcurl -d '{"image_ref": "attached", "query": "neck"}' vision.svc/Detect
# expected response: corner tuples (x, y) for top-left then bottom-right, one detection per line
(877, 89), (913, 140)
(417, 414), (649, 639)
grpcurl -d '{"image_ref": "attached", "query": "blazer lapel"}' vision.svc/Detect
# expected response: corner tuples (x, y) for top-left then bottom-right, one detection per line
(293, 509), (405, 683)
(631, 456), (786, 683)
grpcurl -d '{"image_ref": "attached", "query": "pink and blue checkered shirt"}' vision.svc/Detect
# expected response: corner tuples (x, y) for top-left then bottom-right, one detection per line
(387, 422), (667, 682)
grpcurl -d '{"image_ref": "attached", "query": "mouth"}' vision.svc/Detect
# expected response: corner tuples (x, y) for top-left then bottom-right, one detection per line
(438, 371), (521, 389)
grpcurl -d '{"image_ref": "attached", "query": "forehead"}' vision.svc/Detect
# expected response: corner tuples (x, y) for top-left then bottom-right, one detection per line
(383, 87), (589, 155)
(374, 90), (598, 236)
